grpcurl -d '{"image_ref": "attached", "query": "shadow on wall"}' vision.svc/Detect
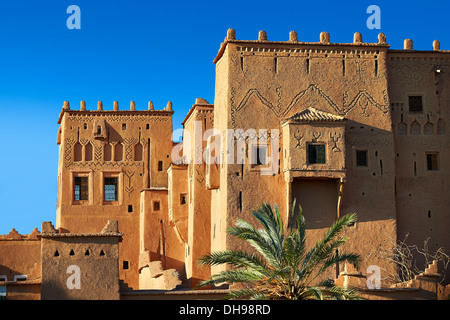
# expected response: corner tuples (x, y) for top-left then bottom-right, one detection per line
(0, 265), (36, 282)
(41, 280), (72, 300)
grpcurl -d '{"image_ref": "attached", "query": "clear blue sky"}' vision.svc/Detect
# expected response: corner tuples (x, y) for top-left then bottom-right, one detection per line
(0, 0), (448, 235)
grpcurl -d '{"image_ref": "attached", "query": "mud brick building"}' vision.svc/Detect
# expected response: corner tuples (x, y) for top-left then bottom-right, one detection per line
(0, 30), (449, 299)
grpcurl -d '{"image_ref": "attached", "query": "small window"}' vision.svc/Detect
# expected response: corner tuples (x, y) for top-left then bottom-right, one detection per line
(307, 144), (326, 164)
(122, 123), (127, 130)
(426, 153), (439, 171)
(123, 261), (129, 270)
(99, 250), (105, 256)
(128, 205), (133, 213)
(74, 177), (89, 201)
(69, 249), (75, 256)
(13, 275), (27, 282)
(356, 150), (368, 167)
(96, 126), (102, 135)
(252, 146), (267, 166)
(146, 124), (150, 130)
(104, 177), (118, 201)
(83, 123), (88, 130)
(180, 194), (187, 205)
(409, 95), (423, 113)
(0, 275), (7, 282)
(158, 161), (163, 172)
(153, 201), (160, 211)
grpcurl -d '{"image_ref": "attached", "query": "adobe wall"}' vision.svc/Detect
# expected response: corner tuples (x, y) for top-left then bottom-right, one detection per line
(40, 221), (122, 300)
(56, 101), (174, 289)
(182, 102), (214, 287)
(0, 229), (41, 282)
(388, 46), (450, 281)
(139, 188), (187, 287)
(213, 30), (397, 282)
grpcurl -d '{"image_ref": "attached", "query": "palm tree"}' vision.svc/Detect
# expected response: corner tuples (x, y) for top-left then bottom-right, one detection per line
(197, 200), (361, 300)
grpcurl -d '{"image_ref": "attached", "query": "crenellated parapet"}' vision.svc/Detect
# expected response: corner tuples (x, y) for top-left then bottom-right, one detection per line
(214, 29), (448, 63)
(0, 228), (41, 240)
(57, 100), (174, 124)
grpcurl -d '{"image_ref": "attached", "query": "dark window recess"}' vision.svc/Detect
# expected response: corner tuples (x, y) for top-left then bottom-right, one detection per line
(146, 124), (150, 130)
(69, 250), (75, 256)
(356, 150), (368, 167)
(74, 177), (89, 201)
(239, 191), (242, 212)
(54, 250), (59, 257)
(128, 205), (133, 213)
(158, 161), (163, 171)
(100, 250), (105, 256)
(104, 177), (118, 201)
(85, 250), (90, 256)
(308, 144), (326, 164)
(180, 194), (186, 205)
(254, 146), (267, 165)
(123, 261), (129, 270)
(153, 201), (160, 211)
(122, 123), (127, 130)
(409, 96), (423, 113)
(426, 153), (439, 171)
(96, 126), (102, 135)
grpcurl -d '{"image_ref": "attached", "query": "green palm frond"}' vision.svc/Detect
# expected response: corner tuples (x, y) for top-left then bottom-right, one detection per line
(196, 200), (361, 300)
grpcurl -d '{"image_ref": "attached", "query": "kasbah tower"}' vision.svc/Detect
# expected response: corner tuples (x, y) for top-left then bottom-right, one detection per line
(1, 29), (449, 297)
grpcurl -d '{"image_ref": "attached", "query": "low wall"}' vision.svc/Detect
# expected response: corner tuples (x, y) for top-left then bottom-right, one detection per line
(121, 289), (230, 300)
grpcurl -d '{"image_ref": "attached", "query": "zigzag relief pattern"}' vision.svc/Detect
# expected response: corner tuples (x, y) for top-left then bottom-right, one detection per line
(231, 88), (281, 129)
(64, 138), (77, 168)
(231, 84), (390, 126)
(123, 138), (139, 162)
(342, 90), (389, 115)
(69, 161), (142, 170)
(237, 88), (280, 116)
(284, 84), (341, 117)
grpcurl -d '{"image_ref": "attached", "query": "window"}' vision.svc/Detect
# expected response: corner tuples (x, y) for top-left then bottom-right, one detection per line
(122, 123), (127, 130)
(128, 205), (133, 213)
(252, 146), (267, 166)
(96, 126), (102, 135)
(74, 177), (88, 201)
(180, 194), (186, 205)
(158, 161), (163, 172)
(123, 261), (129, 270)
(104, 177), (118, 201)
(356, 150), (368, 167)
(153, 201), (160, 211)
(307, 144), (326, 164)
(13, 275), (27, 282)
(426, 153), (439, 171)
(409, 95), (423, 113)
